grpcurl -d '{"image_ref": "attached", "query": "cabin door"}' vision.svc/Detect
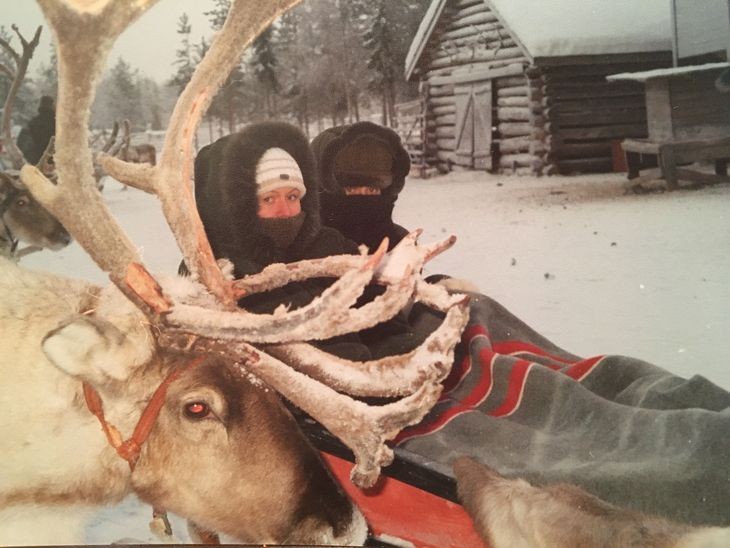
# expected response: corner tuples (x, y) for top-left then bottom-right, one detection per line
(454, 82), (492, 170)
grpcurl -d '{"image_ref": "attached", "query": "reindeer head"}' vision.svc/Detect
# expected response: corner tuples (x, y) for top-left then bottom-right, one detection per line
(0, 171), (71, 254)
(37, 282), (361, 543)
(132, 358), (361, 543)
(0, 24), (69, 259)
(15, 0), (470, 543)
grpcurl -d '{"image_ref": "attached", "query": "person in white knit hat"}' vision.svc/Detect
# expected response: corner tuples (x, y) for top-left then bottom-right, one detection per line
(255, 147), (307, 220)
(188, 121), (374, 361)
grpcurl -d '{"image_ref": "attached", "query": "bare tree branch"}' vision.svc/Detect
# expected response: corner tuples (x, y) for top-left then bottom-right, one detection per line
(0, 62), (14, 80)
(0, 25), (42, 169)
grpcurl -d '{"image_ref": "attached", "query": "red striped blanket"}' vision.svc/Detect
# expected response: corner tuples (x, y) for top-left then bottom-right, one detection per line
(395, 293), (730, 527)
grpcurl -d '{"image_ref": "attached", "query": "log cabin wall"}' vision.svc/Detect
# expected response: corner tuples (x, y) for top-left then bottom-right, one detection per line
(408, 0), (673, 175)
(536, 53), (672, 174)
(416, 0), (532, 174)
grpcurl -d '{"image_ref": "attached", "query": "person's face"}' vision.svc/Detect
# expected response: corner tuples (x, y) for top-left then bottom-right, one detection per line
(257, 187), (302, 219)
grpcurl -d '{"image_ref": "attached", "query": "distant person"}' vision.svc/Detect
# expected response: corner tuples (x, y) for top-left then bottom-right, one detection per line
(17, 95), (56, 165)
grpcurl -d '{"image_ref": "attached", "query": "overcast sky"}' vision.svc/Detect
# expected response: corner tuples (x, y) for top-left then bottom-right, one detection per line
(3, 0), (219, 83)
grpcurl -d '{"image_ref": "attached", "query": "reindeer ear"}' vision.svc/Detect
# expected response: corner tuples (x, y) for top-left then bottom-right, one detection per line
(453, 457), (495, 512)
(42, 314), (151, 386)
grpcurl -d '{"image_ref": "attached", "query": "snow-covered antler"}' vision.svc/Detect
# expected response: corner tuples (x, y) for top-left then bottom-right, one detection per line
(20, 0), (470, 487)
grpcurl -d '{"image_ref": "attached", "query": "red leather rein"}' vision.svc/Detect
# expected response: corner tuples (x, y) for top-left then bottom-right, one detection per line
(83, 355), (206, 470)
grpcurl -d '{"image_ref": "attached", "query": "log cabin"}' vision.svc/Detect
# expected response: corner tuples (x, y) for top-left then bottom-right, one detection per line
(402, 0), (676, 175)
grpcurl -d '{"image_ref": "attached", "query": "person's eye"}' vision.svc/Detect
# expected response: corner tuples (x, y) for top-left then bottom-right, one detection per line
(287, 193), (300, 201)
(262, 196), (274, 204)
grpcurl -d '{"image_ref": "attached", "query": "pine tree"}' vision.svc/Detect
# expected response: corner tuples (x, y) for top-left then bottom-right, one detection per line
(168, 13), (195, 93)
(192, 36), (218, 142)
(138, 76), (163, 130)
(35, 44), (58, 99)
(250, 26), (280, 118)
(300, 0), (368, 126)
(362, 0), (426, 126)
(334, 0), (368, 123)
(203, 0), (230, 31)
(203, 0), (247, 133)
(363, 0), (398, 126)
(106, 57), (144, 129)
(276, 10), (309, 132)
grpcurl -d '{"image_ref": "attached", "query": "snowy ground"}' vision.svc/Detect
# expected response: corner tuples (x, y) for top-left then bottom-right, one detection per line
(20, 169), (730, 542)
(397, 170), (730, 392)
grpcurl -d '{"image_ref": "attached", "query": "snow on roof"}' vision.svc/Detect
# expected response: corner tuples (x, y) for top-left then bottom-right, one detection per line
(405, 0), (448, 80)
(489, 0), (672, 58)
(405, 0), (673, 78)
(607, 62), (730, 82)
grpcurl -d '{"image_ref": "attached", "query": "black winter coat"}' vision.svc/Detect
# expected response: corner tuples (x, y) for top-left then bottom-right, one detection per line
(311, 122), (436, 358)
(192, 121), (359, 312)
(18, 105), (55, 165)
(190, 122), (372, 360)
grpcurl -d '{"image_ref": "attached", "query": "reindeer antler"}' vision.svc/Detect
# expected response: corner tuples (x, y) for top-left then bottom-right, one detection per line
(20, 0), (470, 488)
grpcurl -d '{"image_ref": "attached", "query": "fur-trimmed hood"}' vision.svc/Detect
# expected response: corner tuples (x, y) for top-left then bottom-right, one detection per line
(194, 121), (322, 269)
(311, 121), (410, 200)
(311, 122), (411, 252)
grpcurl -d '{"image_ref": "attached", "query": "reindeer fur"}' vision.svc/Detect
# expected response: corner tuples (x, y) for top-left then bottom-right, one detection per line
(0, 173), (71, 257)
(0, 258), (366, 545)
(454, 456), (730, 548)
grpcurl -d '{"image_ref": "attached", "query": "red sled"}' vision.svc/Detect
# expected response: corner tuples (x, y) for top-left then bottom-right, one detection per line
(303, 423), (486, 547)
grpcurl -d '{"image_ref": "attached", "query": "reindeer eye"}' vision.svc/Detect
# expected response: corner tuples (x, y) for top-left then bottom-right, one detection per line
(183, 401), (210, 420)
(16, 198), (27, 207)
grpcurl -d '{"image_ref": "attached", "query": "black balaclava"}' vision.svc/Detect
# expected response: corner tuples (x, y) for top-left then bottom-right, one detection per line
(311, 121), (410, 252)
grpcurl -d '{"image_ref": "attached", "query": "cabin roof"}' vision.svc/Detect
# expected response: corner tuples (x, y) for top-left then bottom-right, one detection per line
(607, 61), (730, 82)
(406, 0), (672, 79)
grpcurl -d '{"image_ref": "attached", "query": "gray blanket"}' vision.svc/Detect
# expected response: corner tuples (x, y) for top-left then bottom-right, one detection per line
(395, 293), (730, 527)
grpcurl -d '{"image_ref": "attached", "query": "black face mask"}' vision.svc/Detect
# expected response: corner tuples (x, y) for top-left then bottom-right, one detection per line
(321, 194), (395, 227)
(257, 211), (306, 249)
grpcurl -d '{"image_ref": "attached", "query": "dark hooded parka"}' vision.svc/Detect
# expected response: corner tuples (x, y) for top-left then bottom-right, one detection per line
(190, 122), (374, 361)
(311, 122), (410, 253)
(311, 122), (434, 358)
(194, 121), (357, 281)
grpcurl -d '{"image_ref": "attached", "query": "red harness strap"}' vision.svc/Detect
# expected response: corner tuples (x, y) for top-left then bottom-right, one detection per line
(83, 355), (206, 470)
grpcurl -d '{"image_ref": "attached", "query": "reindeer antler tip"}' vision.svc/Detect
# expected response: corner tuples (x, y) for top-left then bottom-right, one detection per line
(363, 238), (388, 271)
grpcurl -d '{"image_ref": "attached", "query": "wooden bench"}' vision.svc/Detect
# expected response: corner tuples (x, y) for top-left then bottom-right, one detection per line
(622, 135), (730, 189)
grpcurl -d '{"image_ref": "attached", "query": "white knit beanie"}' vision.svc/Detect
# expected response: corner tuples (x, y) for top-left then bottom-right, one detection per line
(255, 147), (307, 197)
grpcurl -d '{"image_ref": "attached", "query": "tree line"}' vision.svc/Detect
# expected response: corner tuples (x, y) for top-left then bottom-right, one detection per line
(3, 0), (427, 139)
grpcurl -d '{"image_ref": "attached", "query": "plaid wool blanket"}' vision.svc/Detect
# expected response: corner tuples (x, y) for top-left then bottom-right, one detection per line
(395, 293), (730, 527)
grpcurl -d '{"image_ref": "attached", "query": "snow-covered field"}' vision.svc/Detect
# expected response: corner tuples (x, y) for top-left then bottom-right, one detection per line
(19, 169), (730, 542)
(397, 170), (730, 392)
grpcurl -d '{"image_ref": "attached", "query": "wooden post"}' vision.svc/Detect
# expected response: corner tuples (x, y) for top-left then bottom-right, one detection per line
(658, 143), (679, 190)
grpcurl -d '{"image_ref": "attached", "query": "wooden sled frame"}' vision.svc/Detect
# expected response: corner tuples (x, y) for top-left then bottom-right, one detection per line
(299, 419), (487, 547)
